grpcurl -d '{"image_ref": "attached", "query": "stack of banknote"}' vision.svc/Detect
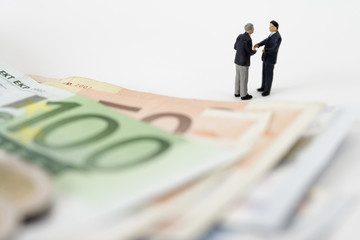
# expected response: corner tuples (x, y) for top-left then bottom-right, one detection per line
(0, 60), (359, 240)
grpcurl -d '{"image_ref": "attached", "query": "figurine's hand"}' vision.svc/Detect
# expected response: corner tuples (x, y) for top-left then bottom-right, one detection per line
(262, 49), (265, 53)
(254, 44), (259, 49)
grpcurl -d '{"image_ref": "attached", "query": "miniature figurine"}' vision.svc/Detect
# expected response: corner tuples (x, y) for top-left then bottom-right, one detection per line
(254, 20), (282, 96)
(234, 23), (257, 100)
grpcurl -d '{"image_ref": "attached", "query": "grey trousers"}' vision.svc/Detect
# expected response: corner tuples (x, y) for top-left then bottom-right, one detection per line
(234, 64), (249, 97)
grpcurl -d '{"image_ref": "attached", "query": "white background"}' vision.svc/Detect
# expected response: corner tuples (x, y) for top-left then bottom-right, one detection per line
(1, 0), (360, 239)
(1, 0), (360, 104)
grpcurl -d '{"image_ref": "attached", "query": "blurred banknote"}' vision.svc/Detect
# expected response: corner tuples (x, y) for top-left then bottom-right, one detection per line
(221, 104), (360, 234)
(202, 188), (353, 240)
(0, 61), (245, 240)
(32, 76), (323, 239)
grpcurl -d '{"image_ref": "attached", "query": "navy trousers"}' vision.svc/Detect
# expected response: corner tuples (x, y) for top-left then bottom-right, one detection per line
(261, 62), (275, 92)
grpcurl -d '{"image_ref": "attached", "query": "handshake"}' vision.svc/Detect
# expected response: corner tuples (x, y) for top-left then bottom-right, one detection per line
(253, 44), (265, 53)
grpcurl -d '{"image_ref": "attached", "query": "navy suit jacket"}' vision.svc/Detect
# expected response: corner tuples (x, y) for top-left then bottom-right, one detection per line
(234, 32), (256, 66)
(256, 31), (282, 65)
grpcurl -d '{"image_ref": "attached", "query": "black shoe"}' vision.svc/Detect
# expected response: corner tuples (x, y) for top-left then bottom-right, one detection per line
(262, 91), (270, 96)
(241, 94), (253, 100)
(234, 93), (240, 97)
(257, 88), (265, 92)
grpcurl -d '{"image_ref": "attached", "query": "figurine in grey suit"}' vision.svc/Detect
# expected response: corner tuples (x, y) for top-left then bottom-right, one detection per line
(254, 20), (282, 96)
(234, 23), (257, 100)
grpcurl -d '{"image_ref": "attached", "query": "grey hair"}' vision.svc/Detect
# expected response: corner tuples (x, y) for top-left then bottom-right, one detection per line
(244, 23), (253, 31)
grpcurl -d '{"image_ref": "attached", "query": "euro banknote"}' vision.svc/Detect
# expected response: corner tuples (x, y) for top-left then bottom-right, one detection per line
(222, 104), (360, 233)
(0, 61), (245, 240)
(203, 188), (353, 240)
(33, 75), (323, 239)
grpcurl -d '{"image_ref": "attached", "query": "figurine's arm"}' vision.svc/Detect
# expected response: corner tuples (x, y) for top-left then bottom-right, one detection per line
(254, 38), (267, 48)
(264, 37), (282, 54)
(266, 38), (281, 53)
(234, 36), (240, 50)
(246, 39), (257, 55)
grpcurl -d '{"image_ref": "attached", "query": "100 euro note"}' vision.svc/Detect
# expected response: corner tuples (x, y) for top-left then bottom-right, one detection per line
(0, 62), (246, 240)
(32, 76), (323, 239)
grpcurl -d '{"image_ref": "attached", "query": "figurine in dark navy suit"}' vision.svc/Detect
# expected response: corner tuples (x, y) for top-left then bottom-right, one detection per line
(254, 20), (282, 96)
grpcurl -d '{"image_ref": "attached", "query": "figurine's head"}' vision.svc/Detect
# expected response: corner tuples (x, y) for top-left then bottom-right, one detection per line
(270, 20), (279, 32)
(244, 23), (254, 34)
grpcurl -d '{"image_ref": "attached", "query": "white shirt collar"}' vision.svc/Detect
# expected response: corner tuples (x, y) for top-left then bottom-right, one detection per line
(269, 31), (276, 38)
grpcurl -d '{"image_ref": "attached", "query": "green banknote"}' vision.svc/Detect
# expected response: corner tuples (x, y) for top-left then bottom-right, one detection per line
(0, 61), (241, 239)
